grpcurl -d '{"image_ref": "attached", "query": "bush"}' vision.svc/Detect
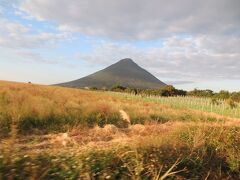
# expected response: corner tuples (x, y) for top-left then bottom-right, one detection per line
(188, 89), (214, 97)
(230, 92), (240, 103)
(111, 85), (127, 92)
(215, 90), (230, 100)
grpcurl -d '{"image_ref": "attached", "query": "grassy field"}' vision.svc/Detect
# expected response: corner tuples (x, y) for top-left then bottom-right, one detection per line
(0, 81), (239, 179)
(112, 93), (240, 118)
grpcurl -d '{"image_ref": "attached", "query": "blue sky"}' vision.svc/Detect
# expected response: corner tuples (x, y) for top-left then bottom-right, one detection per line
(0, 0), (240, 91)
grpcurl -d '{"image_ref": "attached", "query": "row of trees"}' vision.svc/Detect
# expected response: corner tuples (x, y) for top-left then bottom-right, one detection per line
(89, 85), (240, 105)
(111, 85), (187, 96)
(188, 89), (240, 103)
(110, 85), (240, 104)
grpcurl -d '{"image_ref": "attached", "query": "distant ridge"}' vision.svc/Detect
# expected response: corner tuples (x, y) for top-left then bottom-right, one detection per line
(57, 58), (166, 89)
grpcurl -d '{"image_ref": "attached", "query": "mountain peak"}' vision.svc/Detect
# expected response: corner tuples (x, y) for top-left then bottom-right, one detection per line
(117, 58), (136, 65)
(119, 58), (134, 62)
(57, 58), (166, 89)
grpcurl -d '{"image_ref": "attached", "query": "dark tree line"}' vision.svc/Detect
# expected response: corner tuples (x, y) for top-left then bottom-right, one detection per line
(188, 89), (240, 103)
(111, 85), (187, 97)
(90, 85), (240, 105)
(110, 85), (240, 104)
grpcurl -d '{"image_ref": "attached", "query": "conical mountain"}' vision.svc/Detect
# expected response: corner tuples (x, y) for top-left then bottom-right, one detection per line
(57, 58), (166, 89)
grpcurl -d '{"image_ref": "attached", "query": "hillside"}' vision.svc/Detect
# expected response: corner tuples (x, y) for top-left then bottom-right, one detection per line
(57, 58), (166, 89)
(0, 81), (240, 179)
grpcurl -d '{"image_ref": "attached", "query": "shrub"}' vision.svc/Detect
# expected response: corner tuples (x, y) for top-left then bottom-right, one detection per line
(215, 90), (231, 100)
(230, 92), (240, 103)
(187, 89), (214, 97)
(111, 85), (127, 92)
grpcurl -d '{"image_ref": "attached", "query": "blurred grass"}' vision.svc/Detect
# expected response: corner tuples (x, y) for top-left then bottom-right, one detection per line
(1, 124), (239, 179)
(0, 81), (239, 179)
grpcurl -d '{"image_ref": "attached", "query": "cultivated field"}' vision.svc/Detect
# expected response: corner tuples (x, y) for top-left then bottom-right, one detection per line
(0, 81), (239, 179)
(113, 93), (240, 118)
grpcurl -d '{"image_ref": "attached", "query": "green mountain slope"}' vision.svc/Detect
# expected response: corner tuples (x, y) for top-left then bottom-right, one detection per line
(57, 58), (166, 89)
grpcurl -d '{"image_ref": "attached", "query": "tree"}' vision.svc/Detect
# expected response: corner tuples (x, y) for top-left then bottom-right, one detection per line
(215, 90), (230, 100)
(230, 92), (240, 103)
(227, 99), (237, 109)
(111, 85), (127, 92)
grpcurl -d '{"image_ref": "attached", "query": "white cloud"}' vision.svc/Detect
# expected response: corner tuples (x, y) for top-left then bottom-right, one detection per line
(0, 0), (239, 86)
(20, 0), (240, 40)
(0, 17), (73, 66)
(0, 19), (71, 49)
(76, 35), (240, 80)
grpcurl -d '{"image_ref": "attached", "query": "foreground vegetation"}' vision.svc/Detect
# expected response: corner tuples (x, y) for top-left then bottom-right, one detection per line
(0, 81), (239, 179)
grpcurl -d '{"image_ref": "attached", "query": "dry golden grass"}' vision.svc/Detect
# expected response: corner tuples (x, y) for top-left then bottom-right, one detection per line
(1, 80), (236, 135)
(0, 80), (239, 179)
